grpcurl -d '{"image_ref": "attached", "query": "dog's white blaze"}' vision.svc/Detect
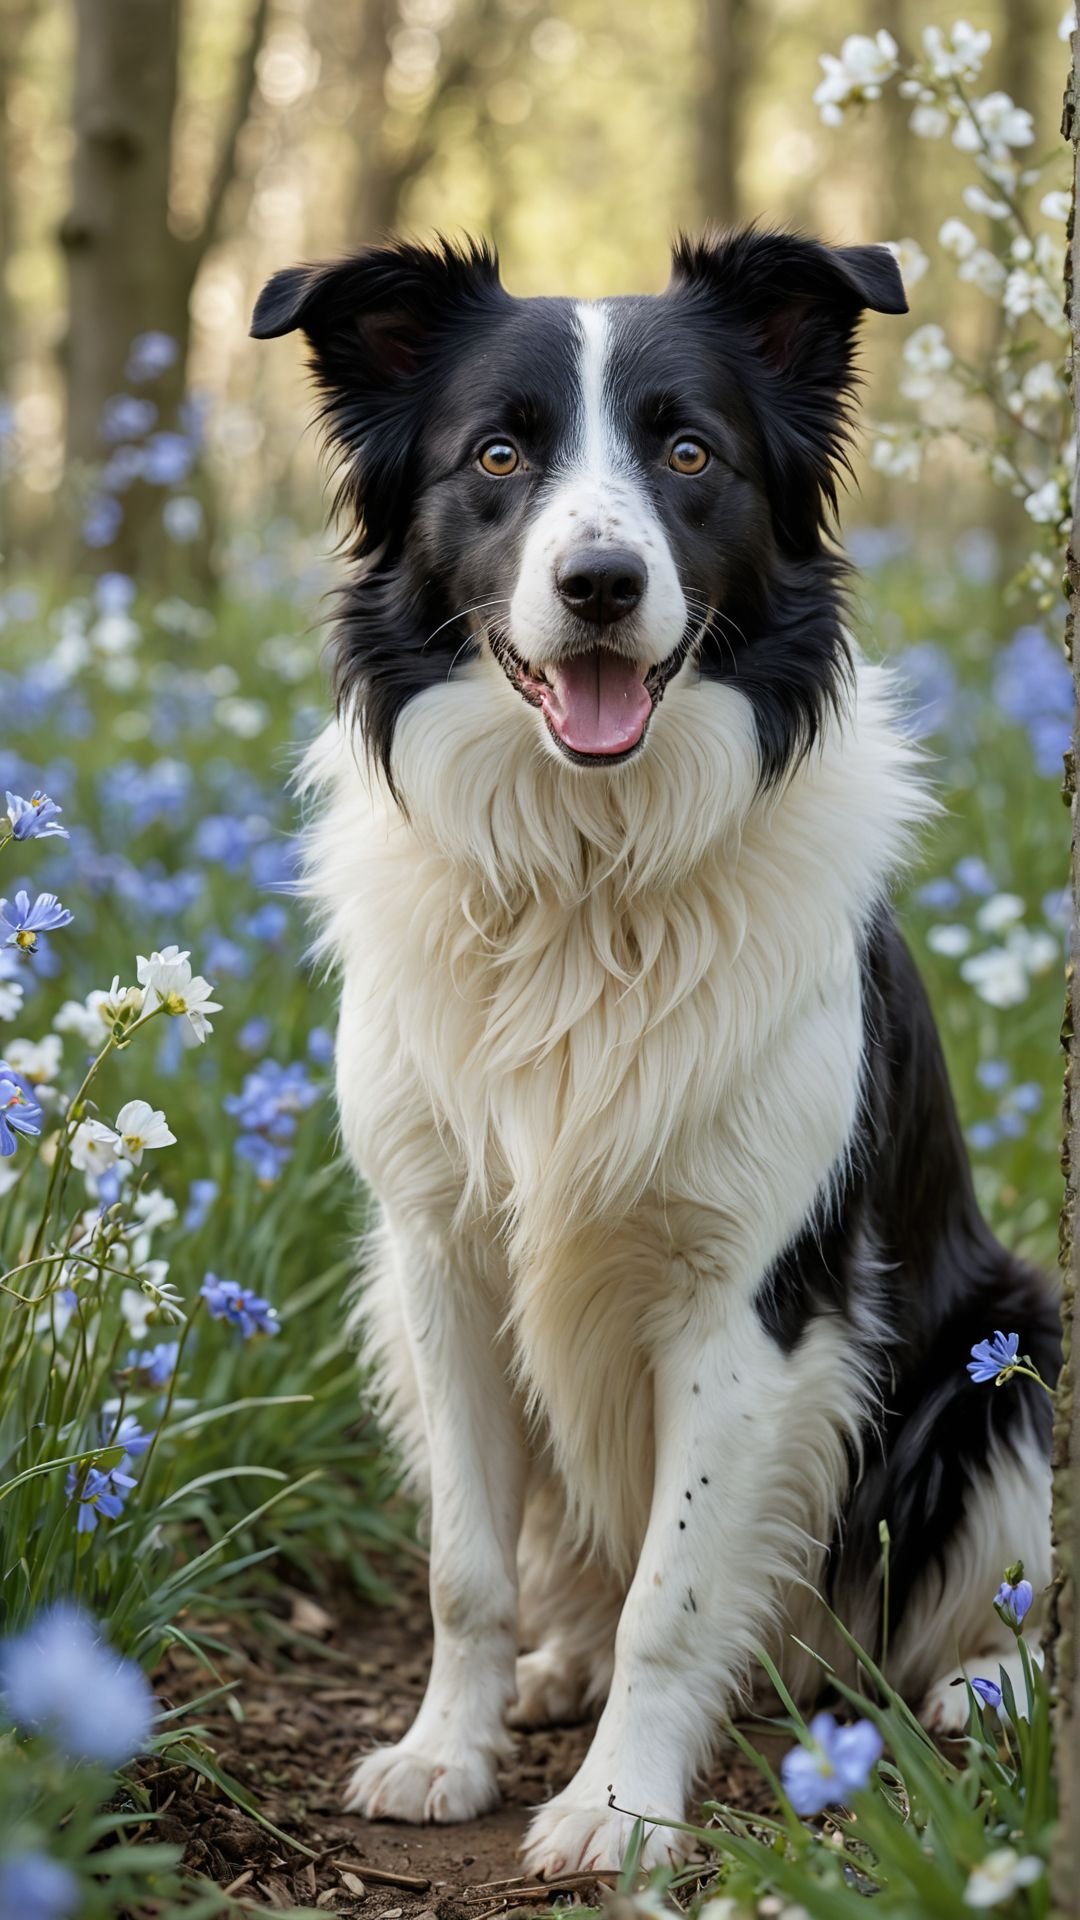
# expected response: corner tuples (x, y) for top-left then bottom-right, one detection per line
(506, 300), (688, 677)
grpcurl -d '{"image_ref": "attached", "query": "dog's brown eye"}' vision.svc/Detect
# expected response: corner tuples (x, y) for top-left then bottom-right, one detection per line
(669, 439), (709, 475)
(479, 441), (520, 476)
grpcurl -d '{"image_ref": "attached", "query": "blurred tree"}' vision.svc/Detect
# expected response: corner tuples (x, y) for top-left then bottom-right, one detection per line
(345, 0), (515, 243)
(0, 0), (41, 402)
(696, 0), (746, 228)
(1054, 19), (1079, 1915)
(59, 0), (270, 570)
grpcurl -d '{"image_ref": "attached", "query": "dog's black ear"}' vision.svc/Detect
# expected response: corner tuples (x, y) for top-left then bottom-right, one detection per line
(251, 236), (504, 375)
(670, 229), (906, 380)
(670, 229), (907, 547)
(251, 238), (505, 544)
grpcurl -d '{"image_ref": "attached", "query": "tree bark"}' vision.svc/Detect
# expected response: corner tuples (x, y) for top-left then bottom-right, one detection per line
(60, 0), (183, 465)
(1052, 19), (1080, 1916)
(695, 0), (746, 231)
(60, 0), (270, 575)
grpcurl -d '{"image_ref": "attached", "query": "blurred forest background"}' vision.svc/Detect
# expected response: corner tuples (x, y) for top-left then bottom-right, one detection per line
(0, 0), (1071, 577)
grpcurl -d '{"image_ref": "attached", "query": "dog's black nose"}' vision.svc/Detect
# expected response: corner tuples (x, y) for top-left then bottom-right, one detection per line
(555, 547), (647, 624)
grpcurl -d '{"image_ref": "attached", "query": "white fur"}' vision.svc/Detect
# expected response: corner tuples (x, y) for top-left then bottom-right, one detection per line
(303, 649), (988, 1868)
(507, 303), (687, 676)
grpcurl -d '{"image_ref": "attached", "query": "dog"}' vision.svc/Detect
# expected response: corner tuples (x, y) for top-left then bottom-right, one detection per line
(252, 230), (1060, 1874)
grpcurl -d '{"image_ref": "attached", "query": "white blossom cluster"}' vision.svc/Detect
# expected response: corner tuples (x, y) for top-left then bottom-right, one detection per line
(813, 18), (1071, 611)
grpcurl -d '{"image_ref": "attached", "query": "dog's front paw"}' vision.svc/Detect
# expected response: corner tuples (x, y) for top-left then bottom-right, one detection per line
(521, 1796), (689, 1877)
(344, 1741), (500, 1823)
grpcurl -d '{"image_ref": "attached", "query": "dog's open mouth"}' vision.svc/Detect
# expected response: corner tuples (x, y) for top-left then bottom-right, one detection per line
(492, 633), (694, 764)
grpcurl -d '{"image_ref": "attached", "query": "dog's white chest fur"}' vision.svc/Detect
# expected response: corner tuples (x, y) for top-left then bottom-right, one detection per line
(303, 657), (926, 1559)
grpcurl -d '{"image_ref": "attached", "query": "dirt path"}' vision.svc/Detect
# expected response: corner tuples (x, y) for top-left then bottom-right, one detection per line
(152, 1573), (770, 1915)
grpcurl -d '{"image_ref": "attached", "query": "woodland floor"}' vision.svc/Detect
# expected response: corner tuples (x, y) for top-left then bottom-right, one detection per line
(149, 1565), (773, 1917)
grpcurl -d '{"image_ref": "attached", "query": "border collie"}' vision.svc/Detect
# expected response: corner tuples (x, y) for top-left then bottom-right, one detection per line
(252, 231), (1059, 1875)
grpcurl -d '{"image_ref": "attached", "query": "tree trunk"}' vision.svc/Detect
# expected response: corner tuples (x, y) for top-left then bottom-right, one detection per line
(695, 0), (746, 231)
(60, 0), (183, 465)
(60, 0), (269, 577)
(1053, 19), (1080, 1916)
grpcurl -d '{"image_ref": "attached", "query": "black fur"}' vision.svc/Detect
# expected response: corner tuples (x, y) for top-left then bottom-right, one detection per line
(756, 913), (1059, 1635)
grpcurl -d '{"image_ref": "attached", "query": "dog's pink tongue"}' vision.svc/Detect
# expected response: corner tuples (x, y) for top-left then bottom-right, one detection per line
(541, 651), (652, 756)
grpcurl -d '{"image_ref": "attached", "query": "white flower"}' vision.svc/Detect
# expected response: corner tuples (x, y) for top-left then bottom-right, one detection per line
(903, 324), (953, 374)
(1021, 360), (1066, 407)
(1041, 188), (1070, 222)
(1007, 925), (1060, 974)
(54, 997), (107, 1046)
(963, 1847), (1042, 1908)
(114, 1099), (177, 1165)
(5, 1035), (63, 1085)
(963, 184), (1010, 219)
(870, 435), (922, 480)
(954, 92), (1034, 154)
(69, 1118), (121, 1176)
(133, 1187), (178, 1234)
(136, 946), (221, 1046)
(927, 924), (972, 957)
(939, 218), (977, 260)
(1024, 478), (1067, 526)
(813, 30), (898, 122)
(976, 893), (1025, 934)
(960, 947), (1029, 1008)
(923, 21), (992, 81)
(885, 237), (929, 289)
(910, 103), (949, 139)
(1061, 4), (1074, 38)
(120, 1287), (153, 1338)
(0, 979), (24, 1022)
(216, 696), (270, 739)
(959, 248), (1007, 296)
(90, 612), (141, 657)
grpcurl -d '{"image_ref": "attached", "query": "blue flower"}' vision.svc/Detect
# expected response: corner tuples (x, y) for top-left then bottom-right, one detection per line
(0, 890), (74, 954)
(142, 431), (194, 487)
(0, 1850), (80, 1920)
(99, 395), (157, 444)
(5, 790), (66, 841)
(972, 1676), (1003, 1710)
(243, 901), (289, 944)
(1011, 1082), (1042, 1115)
(916, 876), (962, 911)
(897, 643), (957, 739)
(967, 1331), (1020, 1385)
(308, 1025), (334, 1066)
(976, 1059), (1011, 1092)
(82, 495), (123, 548)
(225, 1057), (321, 1181)
(95, 572), (136, 614)
(124, 1341), (180, 1389)
(200, 1272), (280, 1340)
(0, 1601), (154, 1763)
(954, 856), (995, 897)
(125, 331), (179, 382)
(238, 1017), (272, 1054)
(968, 1121), (999, 1153)
(65, 1461), (137, 1532)
(994, 626), (1073, 777)
(780, 1712), (884, 1816)
(183, 1177), (218, 1231)
(102, 1413), (153, 1457)
(995, 1577), (1034, 1627)
(0, 1063), (42, 1157)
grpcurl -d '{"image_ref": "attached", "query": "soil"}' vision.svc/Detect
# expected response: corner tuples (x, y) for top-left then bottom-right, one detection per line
(147, 1568), (773, 1917)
